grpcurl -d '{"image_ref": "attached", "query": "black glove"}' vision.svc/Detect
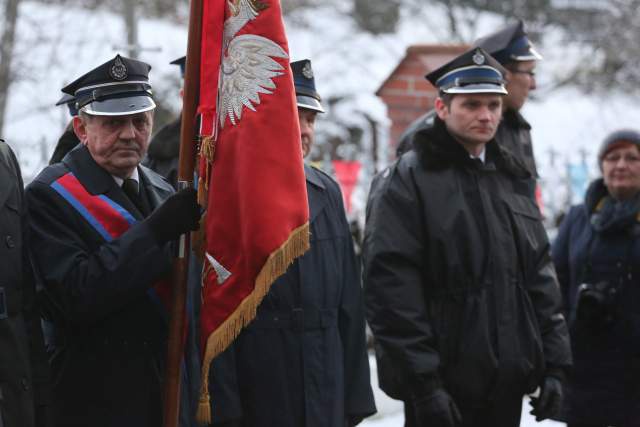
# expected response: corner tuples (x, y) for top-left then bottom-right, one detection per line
(146, 188), (200, 244)
(411, 388), (462, 427)
(344, 415), (363, 426)
(529, 375), (563, 421)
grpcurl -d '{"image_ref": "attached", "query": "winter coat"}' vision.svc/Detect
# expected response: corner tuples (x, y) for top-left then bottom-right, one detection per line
(552, 178), (640, 425)
(363, 117), (571, 408)
(26, 145), (193, 427)
(0, 140), (50, 427)
(144, 117), (181, 189)
(209, 165), (376, 427)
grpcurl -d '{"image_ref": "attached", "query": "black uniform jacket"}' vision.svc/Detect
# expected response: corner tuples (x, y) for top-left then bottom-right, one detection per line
(0, 140), (50, 427)
(364, 118), (571, 406)
(209, 165), (376, 427)
(26, 145), (175, 427)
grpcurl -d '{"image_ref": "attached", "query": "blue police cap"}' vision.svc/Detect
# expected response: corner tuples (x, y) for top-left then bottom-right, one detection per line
(291, 59), (324, 113)
(62, 54), (156, 116)
(170, 55), (186, 78)
(55, 93), (78, 117)
(426, 48), (507, 95)
(474, 20), (542, 64)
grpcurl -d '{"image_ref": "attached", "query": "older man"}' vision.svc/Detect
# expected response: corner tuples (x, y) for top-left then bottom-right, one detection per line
(26, 55), (200, 427)
(364, 48), (571, 427)
(208, 59), (376, 427)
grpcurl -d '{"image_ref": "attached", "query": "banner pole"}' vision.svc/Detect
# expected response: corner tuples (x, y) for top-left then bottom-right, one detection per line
(162, 0), (203, 425)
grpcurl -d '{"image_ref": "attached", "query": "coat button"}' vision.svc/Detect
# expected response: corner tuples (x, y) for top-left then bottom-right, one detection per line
(5, 235), (15, 249)
(21, 378), (29, 391)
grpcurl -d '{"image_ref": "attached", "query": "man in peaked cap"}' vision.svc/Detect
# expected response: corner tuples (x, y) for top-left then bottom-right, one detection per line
(291, 59), (325, 158)
(397, 21), (543, 200)
(144, 56), (185, 189)
(49, 93), (80, 165)
(208, 59), (376, 427)
(364, 47), (571, 427)
(474, 19), (542, 193)
(25, 54), (200, 427)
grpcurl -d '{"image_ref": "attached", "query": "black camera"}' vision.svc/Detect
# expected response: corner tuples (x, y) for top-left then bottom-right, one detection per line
(576, 281), (618, 327)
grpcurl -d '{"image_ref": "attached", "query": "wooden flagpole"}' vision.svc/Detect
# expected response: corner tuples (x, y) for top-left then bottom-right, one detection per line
(162, 0), (203, 425)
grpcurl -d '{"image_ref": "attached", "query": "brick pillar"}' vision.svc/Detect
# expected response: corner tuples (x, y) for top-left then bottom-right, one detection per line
(377, 44), (467, 154)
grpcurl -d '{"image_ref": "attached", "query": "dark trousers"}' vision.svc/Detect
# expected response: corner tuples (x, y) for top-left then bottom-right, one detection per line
(404, 395), (522, 427)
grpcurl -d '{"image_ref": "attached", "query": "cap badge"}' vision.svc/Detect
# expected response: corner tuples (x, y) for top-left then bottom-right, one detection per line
(472, 52), (486, 65)
(109, 56), (128, 81)
(302, 62), (314, 79)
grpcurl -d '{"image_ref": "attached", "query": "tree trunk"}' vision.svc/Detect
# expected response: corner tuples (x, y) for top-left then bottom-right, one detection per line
(123, 0), (138, 58)
(0, 0), (20, 136)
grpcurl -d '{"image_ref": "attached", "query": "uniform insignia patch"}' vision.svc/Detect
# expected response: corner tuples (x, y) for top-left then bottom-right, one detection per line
(109, 56), (128, 81)
(472, 52), (486, 65)
(302, 61), (314, 79)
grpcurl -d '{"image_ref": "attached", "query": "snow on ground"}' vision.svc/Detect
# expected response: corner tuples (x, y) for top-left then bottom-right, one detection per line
(362, 355), (566, 427)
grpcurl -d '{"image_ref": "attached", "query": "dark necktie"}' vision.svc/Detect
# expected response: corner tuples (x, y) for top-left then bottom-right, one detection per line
(122, 178), (144, 214)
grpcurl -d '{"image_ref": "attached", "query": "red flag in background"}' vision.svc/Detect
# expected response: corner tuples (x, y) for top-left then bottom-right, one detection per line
(195, 0), (310, 422)
(332, 160), (362, 214)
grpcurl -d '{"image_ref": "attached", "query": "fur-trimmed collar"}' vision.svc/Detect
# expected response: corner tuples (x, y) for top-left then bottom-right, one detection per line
(412, 116), (531, 179)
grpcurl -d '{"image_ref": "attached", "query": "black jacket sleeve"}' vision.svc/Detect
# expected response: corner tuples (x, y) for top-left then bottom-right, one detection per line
(11, 148), (52, 427)
(551, 206), (578, 316)
(329, 181), (376, 421)
(363, 162), (441, 389)
(26, 181), (172, 328)
(521, 199), (572, 371)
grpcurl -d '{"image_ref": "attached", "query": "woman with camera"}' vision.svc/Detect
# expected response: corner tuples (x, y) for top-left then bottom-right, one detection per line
(552, 129), (640, 427)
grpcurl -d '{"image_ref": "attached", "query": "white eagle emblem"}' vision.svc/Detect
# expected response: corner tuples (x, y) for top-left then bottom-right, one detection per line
(217, 0), (289, 128)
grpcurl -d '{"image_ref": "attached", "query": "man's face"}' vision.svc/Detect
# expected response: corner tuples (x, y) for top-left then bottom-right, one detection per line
(504, 60), (537, 111)
(74, 112), (153, 178)
(298, 108), (317, 158)
(435, 93), (503, 147)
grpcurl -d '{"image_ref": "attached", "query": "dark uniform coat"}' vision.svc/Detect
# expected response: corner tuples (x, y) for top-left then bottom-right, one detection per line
(209, 165), (376, 427)
(364, 118), (571, 413)
(552, 179), (640, 425)
(144, 117), (181, 189)
(495, 110), (538, 197)
(26, 145), (179, 427)
(0, 140), (50, 427)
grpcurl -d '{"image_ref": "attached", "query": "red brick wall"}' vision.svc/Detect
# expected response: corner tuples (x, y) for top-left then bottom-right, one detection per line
(377, 44), (467, 153)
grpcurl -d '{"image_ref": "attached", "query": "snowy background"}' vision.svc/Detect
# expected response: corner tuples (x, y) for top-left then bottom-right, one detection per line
(1, 2), (632, 424)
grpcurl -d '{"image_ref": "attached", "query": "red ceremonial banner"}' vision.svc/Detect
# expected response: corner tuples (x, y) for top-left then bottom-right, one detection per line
(195, 0), (309, 422)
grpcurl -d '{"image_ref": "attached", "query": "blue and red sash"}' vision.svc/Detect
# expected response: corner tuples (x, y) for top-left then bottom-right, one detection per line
(51, 172), (172, 315)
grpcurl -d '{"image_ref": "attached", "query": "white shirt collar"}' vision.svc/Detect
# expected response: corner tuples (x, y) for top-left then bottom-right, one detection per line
(470, 147), (486, 163)
(112, 167), (139, 187)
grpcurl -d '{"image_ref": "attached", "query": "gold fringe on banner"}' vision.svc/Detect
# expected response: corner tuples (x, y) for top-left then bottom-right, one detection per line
(195, 222), (310, 424)
(192, 136), (218, 263)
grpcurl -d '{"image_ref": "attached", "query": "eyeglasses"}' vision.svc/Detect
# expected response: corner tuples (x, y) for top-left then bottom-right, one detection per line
(603, 153), (640, 164)
(511, 69), (536, 77)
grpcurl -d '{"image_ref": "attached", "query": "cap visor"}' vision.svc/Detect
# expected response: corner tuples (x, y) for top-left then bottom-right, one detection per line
(296, 95), (325, 113)
(512, 46), (543, 61)
(444, 84), (508, 95)
(81, 95), (156, 116)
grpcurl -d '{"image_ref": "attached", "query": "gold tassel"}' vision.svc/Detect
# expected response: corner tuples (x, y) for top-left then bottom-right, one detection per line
(195, 223), (310, 425)
(195, 391), (212, 425)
